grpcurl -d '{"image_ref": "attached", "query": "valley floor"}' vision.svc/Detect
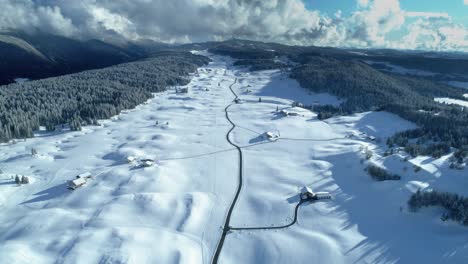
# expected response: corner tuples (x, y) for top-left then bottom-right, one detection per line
(0, 52), (467, 264)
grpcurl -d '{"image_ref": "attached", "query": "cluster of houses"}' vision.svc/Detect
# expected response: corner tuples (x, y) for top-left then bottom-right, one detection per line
(67, 156), (156, 191)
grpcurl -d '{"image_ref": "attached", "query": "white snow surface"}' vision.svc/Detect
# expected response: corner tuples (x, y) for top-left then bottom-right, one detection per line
(435, 97), (468, 107)
(0, 52), (467, 264)
(14, 78), (30, 83)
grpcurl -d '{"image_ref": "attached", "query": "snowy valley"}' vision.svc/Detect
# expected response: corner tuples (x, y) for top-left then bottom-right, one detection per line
(0, 52), (467, 264)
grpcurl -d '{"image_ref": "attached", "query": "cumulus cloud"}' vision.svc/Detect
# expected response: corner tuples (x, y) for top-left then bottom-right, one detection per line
(0, 0), (466, 52)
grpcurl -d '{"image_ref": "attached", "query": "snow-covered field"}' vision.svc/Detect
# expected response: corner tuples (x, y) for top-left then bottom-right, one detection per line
(14, 78), (30, 83)
(1, 52), (467, 264)
(435, 97), (468, 108)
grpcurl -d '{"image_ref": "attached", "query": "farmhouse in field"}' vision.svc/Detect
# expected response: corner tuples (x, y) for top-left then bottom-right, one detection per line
(262, 131), (279, 141)
(68, 178), (86, 190)
(301, 186), (332, 200)
(280, 109), (299, 117)
(68, 172), (92, 190)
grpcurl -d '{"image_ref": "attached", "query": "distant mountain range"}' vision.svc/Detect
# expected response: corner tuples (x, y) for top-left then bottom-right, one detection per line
(0, 31), (172, 85)
(2, 33), (468, 86)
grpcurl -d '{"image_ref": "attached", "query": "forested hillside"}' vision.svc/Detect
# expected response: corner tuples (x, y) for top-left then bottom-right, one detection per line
(0, 31), (151, 85)
(0, 51), (210, 142)
(291, 58), (468, 158)
(208, 40), (468, 161)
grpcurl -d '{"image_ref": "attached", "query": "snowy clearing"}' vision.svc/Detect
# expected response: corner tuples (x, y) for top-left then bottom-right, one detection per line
(0, 52), (467, 264)
(14, 78), (30, 83)
(435, 97), (468, 108)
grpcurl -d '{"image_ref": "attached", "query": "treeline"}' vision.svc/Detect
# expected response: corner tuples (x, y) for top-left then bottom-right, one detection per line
(290, 57), (468, 158)
(408, 189), (468, 226)
(0, 52), (210, 142)
(233, 59), (286, 71)
(366, 165), (401, 181)
(206, 40), (468, 160)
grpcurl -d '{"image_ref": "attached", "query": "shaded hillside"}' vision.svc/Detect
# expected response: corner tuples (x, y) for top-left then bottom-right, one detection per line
(0, 31), (149, 85)
(0, 51), (210, 142)
(291, 57), (468, 155)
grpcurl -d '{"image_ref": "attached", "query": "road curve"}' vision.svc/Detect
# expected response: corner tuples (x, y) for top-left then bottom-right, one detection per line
(230, 199), (310, 231)
(210, 76), (314, 263)
(211, 77), (242, 264)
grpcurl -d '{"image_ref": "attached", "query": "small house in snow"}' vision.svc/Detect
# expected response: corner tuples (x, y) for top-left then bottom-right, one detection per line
(281, 110), (299, 117)
(301, 186), (332, 200)
(68, 177), (87, 190)
(234, 98), (243, 104)
(262, 132), (279, 141)
(140, 159), (155, 167)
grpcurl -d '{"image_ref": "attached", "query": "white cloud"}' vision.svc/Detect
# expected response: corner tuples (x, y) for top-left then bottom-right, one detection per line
(405, 11), (450, 18)
(464, 0), (468, 5)
(357, 0), (370, 7)
(0, 0), (466, 52)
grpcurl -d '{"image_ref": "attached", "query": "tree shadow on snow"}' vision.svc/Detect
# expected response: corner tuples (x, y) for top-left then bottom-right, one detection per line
(324, 151), (468, 263)
(21, 183), (69, 204)
(102, 151), (127, 166)
(2, 154), (30, 163)
(0, 180), (16, 186)
(248, 135), (266, 144)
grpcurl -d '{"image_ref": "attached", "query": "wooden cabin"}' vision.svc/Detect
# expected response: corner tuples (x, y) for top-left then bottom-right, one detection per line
(263, 132), (279, 141)
(301, 186), (332, 200)
(68, 177), (87, 190)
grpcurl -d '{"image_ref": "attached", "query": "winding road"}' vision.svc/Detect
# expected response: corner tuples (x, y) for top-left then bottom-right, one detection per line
(211, 77), (243, 264)
(211, 77), (313, 264)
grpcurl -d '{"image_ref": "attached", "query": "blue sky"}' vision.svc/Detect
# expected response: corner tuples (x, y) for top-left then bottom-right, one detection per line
(304, 0), (468, 24)
(2, 0), (467, 51)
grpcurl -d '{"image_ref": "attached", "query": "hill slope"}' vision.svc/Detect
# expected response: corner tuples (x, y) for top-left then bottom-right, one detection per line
(0, 31), (148, 85)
